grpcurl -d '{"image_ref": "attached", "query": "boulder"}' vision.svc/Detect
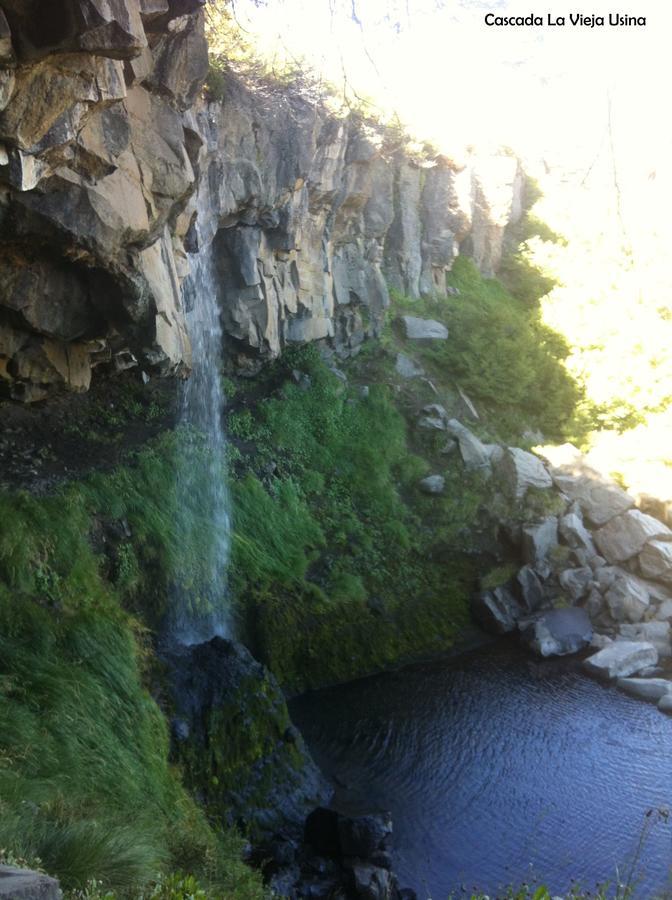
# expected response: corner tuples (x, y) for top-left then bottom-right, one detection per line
(398, 315), (448, 340)
(585, 586), (604, 620)
(616, 677), (672, 703)
(305, 807), (341, 858)
(445, 419), (491, 472)
(559, 510), (596, 554)
(521, 517), (558, 574)
(338, 813), (392, 859)
(519, 607), (592, 657)
(639, 540), (672, 584)
(395, 353), (424, 379)
(655, 599), (672, 621)
(550, 464), (634, 527)
(497, 447), (553, 500)
(515, 565), (545, 613)
(349, 862), (397, 900)
(558, 566), (593, 603)
(590, 633), (613, 650)
(419, 475), (445, 495)
(0, 866), (62, 899)
(583, 641), (658, 680)
(618, 621), (671, 658)
(658, 694), (672, 714)
(472, 585), (521, 634)
(593, 510), (672, 564)
(417, 403), (447, 432)
(603, 570), (650, 623)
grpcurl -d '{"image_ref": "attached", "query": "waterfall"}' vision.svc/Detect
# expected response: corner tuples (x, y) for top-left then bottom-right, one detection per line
(166, 243), (231, 647)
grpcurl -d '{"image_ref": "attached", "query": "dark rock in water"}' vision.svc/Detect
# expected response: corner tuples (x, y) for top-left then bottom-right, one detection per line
(167, 638), (330, 834)
(305, 807), (341, 858)
(283, 807), (410, 899)
(348, 861), (399, 900)
(338, 812), (393, 860)
(519, 607), (592, 657)
(0, 866), (62, 899)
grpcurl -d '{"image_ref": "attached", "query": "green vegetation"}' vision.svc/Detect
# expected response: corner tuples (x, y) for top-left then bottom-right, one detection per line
(390, 255), (582, 443)
(0, 440), (264, 898)
(226, 346), (483, 692)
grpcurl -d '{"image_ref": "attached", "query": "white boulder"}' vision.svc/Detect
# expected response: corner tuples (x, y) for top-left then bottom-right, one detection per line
(593, 509), (672, 564)
(639, 540), (672, 584)
(497, 447), (553, 500)
(616, 677), (672, 702)
(399, 316), (448, 340)
(446, 419), (491, 472)
(583, 641), (658, 679)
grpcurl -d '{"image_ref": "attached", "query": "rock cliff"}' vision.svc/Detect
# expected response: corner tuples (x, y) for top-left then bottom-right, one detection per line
(0, 0), (524, 400)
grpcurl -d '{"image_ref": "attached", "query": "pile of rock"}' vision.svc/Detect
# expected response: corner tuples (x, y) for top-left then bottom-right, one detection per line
(264, 807), (416, 900)
(450, 429), (672, 712)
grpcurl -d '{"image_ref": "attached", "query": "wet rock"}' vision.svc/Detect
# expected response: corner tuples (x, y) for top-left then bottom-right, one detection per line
(472, 585), (521, 634)
(658, 694), (672, 714)
(0, 866), (62, 899)
(169, 638), (330, 833)
(519, 607), (592, 657)
(497, 447), (553, 500)
(583, 641), (658, 680)
(617, 677), (672, 703)
(398, 315), (448, 340)
(349, 862), (397, 900)
(593, 510), (672, 564)
(305, 807), (341, 858)
(338, 813), (392, 860)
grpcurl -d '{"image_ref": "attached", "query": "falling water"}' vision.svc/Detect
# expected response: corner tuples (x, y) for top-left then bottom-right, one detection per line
(166, 244), (231, 646)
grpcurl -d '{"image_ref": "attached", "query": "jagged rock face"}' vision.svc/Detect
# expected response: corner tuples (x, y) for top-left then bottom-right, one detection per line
(0, 0), (204, 401)
(0, 2), (524, 400)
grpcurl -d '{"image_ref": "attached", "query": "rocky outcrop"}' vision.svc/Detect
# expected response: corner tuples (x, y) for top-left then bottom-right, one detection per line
(0, 2), (524, 401)
(264, 807), (416, 900)
(468, 437), (672, 695)
(169, 638), (329, 833)
(0, 0), (206, 401)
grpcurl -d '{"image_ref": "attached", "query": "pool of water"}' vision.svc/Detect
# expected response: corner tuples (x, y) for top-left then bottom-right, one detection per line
(290, 641), (672, 898)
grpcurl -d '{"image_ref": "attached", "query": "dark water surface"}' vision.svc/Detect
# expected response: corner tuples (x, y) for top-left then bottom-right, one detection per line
(290, 641), (672, 898)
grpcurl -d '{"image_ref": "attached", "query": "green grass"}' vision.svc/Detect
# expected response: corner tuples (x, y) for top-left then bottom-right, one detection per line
(0, 439), (264, 898)
(226, 346), (481, 692)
